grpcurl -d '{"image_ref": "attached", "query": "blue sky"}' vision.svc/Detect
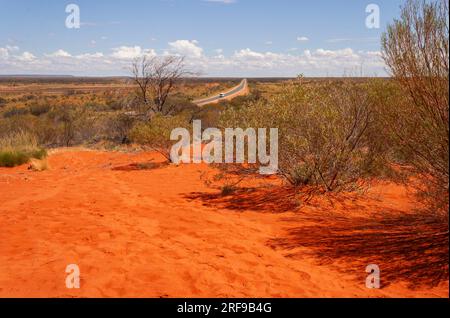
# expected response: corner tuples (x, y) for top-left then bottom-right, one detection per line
(0, 0), (406, 76)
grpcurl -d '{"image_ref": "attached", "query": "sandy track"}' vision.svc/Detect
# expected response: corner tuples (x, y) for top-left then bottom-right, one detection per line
(0, 150), (447, 298)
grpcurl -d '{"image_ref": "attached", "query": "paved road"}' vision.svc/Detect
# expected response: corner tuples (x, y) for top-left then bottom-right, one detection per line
(194, 79), (247, 106)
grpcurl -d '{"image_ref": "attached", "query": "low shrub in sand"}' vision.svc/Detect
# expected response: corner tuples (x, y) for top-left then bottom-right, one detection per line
(130, 114), (190, 162)
(0, 132), (47, 167)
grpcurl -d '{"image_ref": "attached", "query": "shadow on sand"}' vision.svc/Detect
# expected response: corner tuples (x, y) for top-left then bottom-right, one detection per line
(185, 186), (449, 288)
(112, 161), (169, 171)
(269, 211), (448, 288)
(184, 186), (303, 213)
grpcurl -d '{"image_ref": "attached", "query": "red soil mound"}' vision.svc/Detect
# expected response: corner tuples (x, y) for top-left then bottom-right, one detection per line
(0, 150), (448, 298)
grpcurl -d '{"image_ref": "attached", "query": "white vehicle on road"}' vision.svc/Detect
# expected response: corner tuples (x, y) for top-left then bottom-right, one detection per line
(193, 79), (247, 106)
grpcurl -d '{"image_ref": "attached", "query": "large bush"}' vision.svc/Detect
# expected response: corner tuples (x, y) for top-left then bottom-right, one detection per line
(382, 0), (449, 216)
(220, 81), (391, 191)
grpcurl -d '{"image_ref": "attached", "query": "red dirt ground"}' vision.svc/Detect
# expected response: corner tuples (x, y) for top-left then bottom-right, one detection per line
(0, 149), (448, 298)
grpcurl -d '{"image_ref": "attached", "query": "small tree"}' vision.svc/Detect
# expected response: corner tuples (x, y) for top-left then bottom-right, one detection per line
(131, 55), (192, 117)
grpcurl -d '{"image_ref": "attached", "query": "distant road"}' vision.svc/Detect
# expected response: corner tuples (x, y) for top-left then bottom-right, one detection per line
(193, 79), (248, 106)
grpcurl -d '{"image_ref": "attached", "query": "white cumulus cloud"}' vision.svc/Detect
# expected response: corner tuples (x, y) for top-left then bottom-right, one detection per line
(110, 46), (155, 59)
(16, 52), (37, 62)
(168, 40), (203, 58)
(46, 49), (72, 58)
(0, 42), (387, 77)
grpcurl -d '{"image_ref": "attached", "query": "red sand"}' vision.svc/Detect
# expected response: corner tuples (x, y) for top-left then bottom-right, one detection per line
(0, 149), (448, 298)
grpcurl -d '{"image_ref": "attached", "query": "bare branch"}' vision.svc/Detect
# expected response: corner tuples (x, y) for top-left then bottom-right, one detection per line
(130, 55), (194, 118)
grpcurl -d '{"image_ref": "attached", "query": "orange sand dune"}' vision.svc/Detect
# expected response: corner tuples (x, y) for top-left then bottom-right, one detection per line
(0, 150), (448, 298)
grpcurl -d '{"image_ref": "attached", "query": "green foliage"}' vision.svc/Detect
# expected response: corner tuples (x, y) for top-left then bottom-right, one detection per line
(220, 81), (392, 191)
(0, 131), (47, 167)
(29, 102), (51, 116)
(106, 113), (136, 144)
(130, 114), (190, 161)
(48, 104), (92, 147)
(382, 0), (449, 216)
(0, 151), (29, 167)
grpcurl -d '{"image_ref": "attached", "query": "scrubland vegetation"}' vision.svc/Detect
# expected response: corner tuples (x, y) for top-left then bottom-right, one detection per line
(0, 1), (447, 230)
(222, 0), (448, 219)
(1, 0), (448, 219)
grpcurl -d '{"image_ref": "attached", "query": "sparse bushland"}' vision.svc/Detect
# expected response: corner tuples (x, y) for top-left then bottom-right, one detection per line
(382, 0), (449, 217)
(0, 131), (47, 167)
(191, 103), (226, 131)
(46, 104), (95, 147)
(3, 105), (30, 118)
(191, 90), (266, 131)
(215, 89), (265, 109)
(0, 72), (256, 153)
(0, 82), (212, 151)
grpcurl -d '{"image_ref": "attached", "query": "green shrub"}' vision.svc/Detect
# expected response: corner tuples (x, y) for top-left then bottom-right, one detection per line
(130, 114), (190, 161)
(0, 151), (29, 167)
(29, 103), (51, 116)
(221, 184), (237, 196)
(382, 0), (449, 216)
(220, 81), (392, 191)
(48, 104), (91, 147)
(0, 132), (47, 167)
(107, 113), (136, 144)
(105, 99), (124, 111)
(191, 103), (226, 130)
